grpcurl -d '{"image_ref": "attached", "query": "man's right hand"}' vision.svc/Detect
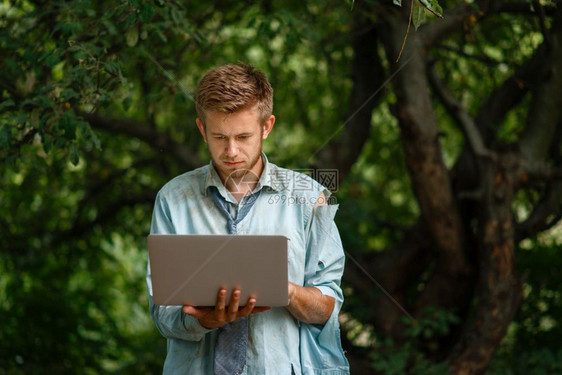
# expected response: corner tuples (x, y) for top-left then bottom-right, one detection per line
(182, 288), (270, 329)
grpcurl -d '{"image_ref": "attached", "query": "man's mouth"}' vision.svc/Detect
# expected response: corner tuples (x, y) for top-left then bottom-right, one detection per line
(224, 161), (244, 167)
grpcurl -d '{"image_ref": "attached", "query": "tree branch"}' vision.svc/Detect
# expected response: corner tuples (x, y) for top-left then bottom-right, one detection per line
(435, 45), (501, 67)
(518, 5), (562, 163)
(51, 191), (157, 250)
(82, 113), (202, 170)
(470, 0), (562, 149)
(517, 118), (562, 239)
(75, 157), (159, 223)
(495, 1), (557, 16)
(423, 4), (476, 46)
(427, 62), (494, 159)
(525, 162), (562, 182)
(380, 14), (470, 277)
(474, 45), (546, 146)
(516, 181), (562, 240)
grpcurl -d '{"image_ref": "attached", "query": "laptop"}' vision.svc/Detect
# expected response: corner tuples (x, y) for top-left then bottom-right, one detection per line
(147, 234), (289, 307)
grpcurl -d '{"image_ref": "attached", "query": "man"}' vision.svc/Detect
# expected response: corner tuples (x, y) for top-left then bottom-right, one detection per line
(147, 63), (349, 374)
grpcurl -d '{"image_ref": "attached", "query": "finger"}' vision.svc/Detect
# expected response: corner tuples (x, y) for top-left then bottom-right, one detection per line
(239, 297), (257, 316)
(182, 305), (193, 314)
(215, 288), (227, 312)
(183, 305), (211, 319)
(227, 289), (241, 319)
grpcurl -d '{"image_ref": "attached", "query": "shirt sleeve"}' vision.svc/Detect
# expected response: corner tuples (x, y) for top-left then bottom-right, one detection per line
(300, 200), (350, 374)
(303, 202), (345, 304)
(146, 190), (213, 341)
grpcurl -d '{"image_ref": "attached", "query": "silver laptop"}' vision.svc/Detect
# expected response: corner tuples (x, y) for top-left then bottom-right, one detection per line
(147, 234), (289, 307)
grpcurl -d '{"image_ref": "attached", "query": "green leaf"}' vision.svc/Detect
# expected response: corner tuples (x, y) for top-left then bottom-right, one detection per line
(97, 90), (112, 107)
(67, 44), (83, 53)
(36, 95), (54, 109)
(45, 51), (61, 68)
(102, 6), (117, 20)
(104, 61), (121, 76)
(248, 16), (258, 29)
(413, 1), (427, 30)
(122, 96), (133, 111)
(60, 88), (79, 102)
(126, 26), (139, 47)
(154, 28), (168, 42)
(0, 125), (12, 149)
(69, 143), (80, 165)
(418, 0), (443, 17)
(59, 113), (77, 141)
(41, 133), (53, 154)
(77, 120), (101, 151)
(124, 13), (137, 29)
(101, 19), (118, 35)
(138, 3), (155, 23)
(54, 134), (67, 148)
(393, 0), (402, 6)
(0, 99), (16, 111)
(55, 22), (84, 35)
(90, 132), (101, 150)
(15, 113), (28, 125)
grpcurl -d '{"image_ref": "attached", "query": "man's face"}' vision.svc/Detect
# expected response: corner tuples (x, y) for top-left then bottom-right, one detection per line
(196, 107), (275, 185)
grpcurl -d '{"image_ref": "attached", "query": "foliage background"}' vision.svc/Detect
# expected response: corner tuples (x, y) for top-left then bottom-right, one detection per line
(1, 0), (561, 373)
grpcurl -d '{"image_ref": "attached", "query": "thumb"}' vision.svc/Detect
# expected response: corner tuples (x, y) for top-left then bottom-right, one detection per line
(182, 305), (195, 315)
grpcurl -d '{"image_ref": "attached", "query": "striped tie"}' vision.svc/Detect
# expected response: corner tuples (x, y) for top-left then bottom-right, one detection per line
(210, 186), (260, 375)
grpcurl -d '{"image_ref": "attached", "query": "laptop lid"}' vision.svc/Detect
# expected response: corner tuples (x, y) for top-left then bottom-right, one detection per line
(147, 234), (289, 307)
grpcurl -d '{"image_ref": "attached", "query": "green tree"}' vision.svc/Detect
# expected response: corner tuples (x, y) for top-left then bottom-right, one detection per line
(1, 0), (561, 374)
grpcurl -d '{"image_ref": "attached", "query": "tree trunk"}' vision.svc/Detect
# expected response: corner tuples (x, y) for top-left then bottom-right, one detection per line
(380, 8), (472, 316)
(447, 154), (524, 374)
(315, 4), (385, 180)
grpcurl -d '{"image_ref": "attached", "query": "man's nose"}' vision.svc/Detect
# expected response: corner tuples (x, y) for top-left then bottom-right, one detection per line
(225, 139), (238, 156)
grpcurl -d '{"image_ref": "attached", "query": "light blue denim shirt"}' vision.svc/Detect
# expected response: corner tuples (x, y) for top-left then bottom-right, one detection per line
(147, 154), (349, 375)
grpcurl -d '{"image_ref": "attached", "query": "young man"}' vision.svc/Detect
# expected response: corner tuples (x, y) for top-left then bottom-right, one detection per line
(147, 64), (349, 374)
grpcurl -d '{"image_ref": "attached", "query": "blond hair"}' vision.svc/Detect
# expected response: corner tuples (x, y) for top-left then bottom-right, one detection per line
(195, 63), (273, 124)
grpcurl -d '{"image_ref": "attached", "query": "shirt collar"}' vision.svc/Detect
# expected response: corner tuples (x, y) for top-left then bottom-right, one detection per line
(203, 152), (282, 199)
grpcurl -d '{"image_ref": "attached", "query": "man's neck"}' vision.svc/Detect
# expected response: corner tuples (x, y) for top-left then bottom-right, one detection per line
(221, 158), (264, 203)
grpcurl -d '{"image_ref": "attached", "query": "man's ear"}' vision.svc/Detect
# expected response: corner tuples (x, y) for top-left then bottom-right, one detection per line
(262, 115), (275, 140)
(196, 118), (207, 143)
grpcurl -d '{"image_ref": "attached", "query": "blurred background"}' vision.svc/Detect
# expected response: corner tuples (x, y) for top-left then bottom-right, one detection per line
(1, 0), (561, 373)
